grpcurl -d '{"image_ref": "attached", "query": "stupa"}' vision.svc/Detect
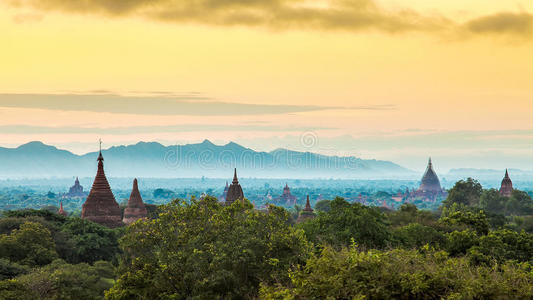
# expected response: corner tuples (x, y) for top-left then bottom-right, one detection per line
(225, 168), (244, 205)
(81, 145), (122, 228)
(499, 169), (513, 197)
(123, 178), (148, 224)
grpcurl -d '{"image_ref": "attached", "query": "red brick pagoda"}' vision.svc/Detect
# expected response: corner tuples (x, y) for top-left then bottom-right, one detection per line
(123, 178), (148, 225)
(225, 168), (244, 205)
(499, 169), (513, 197)
(81, 149), (122, 228)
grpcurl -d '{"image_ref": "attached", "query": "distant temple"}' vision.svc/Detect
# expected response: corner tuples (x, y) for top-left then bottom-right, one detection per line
(274, 183), (297, 206)
(404, 158), (447, 202)
(58, 201), (67, 216)
(499, 169), (513, 197)
(81, 150), (123, 228)
(219, 181), (229, 202)
(66, 177), (87, 197)
(123, 178), (148, 224)
(296, 195), (315, 223)
(225, 168), (244, 205)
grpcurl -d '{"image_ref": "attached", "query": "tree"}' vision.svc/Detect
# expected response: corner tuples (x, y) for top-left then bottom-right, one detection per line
(60, 218), (122, 264)
(260, 246), (533, 299)
(443, 178), (482, 207)
(299, 197), (392, 249)
(314, 200), (331, 212)
(387, 203), (438, 228)
(393, 223), (445, 248)
(106, 196), (310, 299)
(0, 222), (57, 267)
(17, 259), (114, 300)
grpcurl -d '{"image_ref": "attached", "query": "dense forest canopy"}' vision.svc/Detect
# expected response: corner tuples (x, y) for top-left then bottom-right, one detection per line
(1, 177), (533, 299)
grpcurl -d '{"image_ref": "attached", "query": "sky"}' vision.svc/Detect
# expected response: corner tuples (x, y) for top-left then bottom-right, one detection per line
(0, 0), (532, 172)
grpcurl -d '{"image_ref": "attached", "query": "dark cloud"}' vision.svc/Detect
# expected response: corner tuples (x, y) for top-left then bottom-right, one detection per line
(465, 12), (533, 35)
(0, 93), (391, 116)
(10, 0), (450, 33)
(9, 0), (532, 37)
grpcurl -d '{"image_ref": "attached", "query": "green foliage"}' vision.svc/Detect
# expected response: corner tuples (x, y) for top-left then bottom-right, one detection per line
(299, 197), (392, 249)
(0, 279), (36, 300)
(440, 206), (490, 235)
(314, 199), (331, 212)
(3, 209), (66, 225)
(388, 203), (438, 228)
(106, 196), (311, 299)
(17, 259), (114, 300)
(0, 259), (29, 280)
(445, 230), (479, 256)
(0, 222), (57, 267)
(60, 218), (122, 264)
(393, 223), (445, 248)
(260, 246), (533, 299)
(468, 229), (533, 265)
(443, 178), (483, 207)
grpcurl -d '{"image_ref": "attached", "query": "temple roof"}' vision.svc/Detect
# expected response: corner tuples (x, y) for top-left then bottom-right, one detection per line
(500, 169), (513, 197)
(123, 178), (148, 224)
(81, 150), (122, 227)
(226, 168), (244, 205)
(418, 157), (442, 192)
(126, 178), (145, 208)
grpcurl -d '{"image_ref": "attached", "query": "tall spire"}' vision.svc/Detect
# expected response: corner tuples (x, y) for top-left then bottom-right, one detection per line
(505, 169), (509, 178)
(232, 168), (239, 184)
(97, 139), (104, 162)
(304, 195), (313, 212)
(58, 200), (67, 216)
(428, 157), (432, 168)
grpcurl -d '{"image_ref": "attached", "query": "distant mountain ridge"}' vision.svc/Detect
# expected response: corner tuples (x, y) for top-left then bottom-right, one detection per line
(0, 140), (413, 179)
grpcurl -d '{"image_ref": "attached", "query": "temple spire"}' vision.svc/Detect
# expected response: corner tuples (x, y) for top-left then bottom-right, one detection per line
(58, 201), (67, 216)
(232, 168), (239, 184)
(304, 195), (313, 212)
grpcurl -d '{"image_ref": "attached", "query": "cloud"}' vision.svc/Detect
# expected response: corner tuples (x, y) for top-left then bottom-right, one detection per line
(9, 0), (450, 34)
(0, 124), (334, 134)
(464, 12), (533, 36)
(0, 93), (388, 116)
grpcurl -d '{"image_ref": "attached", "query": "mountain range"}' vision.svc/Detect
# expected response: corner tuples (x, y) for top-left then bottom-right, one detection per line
(0, 140), (413, 179)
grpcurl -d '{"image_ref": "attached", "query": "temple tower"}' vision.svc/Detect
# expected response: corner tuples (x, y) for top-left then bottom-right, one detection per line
(499, 169), (513, 197)
(225, 168), (244, 205)
(58, 201), (67, 216)
(123, 178), (148, 224)
(418, 158), (442, 192)
(81, 149), (122, 228)
(297, 195), (315, 223)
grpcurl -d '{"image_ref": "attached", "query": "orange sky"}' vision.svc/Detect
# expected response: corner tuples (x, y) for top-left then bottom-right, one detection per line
(0, 0), (532, 170)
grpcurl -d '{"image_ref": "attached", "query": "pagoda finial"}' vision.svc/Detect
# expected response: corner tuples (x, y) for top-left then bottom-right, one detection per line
(97, 139), (104, 162)
(304, 195), (312, 211)
(232, 168), (239, 184)
(505, 168), (509, 178)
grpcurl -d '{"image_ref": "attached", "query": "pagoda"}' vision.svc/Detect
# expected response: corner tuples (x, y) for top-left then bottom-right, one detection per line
(225, 168), (244, 205)
(275, 183), (297, 206)
(297, 195), (315, 223)
(67, 177), (86, 197)
(81, 148), (122, 228)
(499, 169), (513, 197)
(219, 181), (229, 202)
(123, 178), (148, 224)
(58, 201), (67, 216)
(418, 158), (442, 192)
